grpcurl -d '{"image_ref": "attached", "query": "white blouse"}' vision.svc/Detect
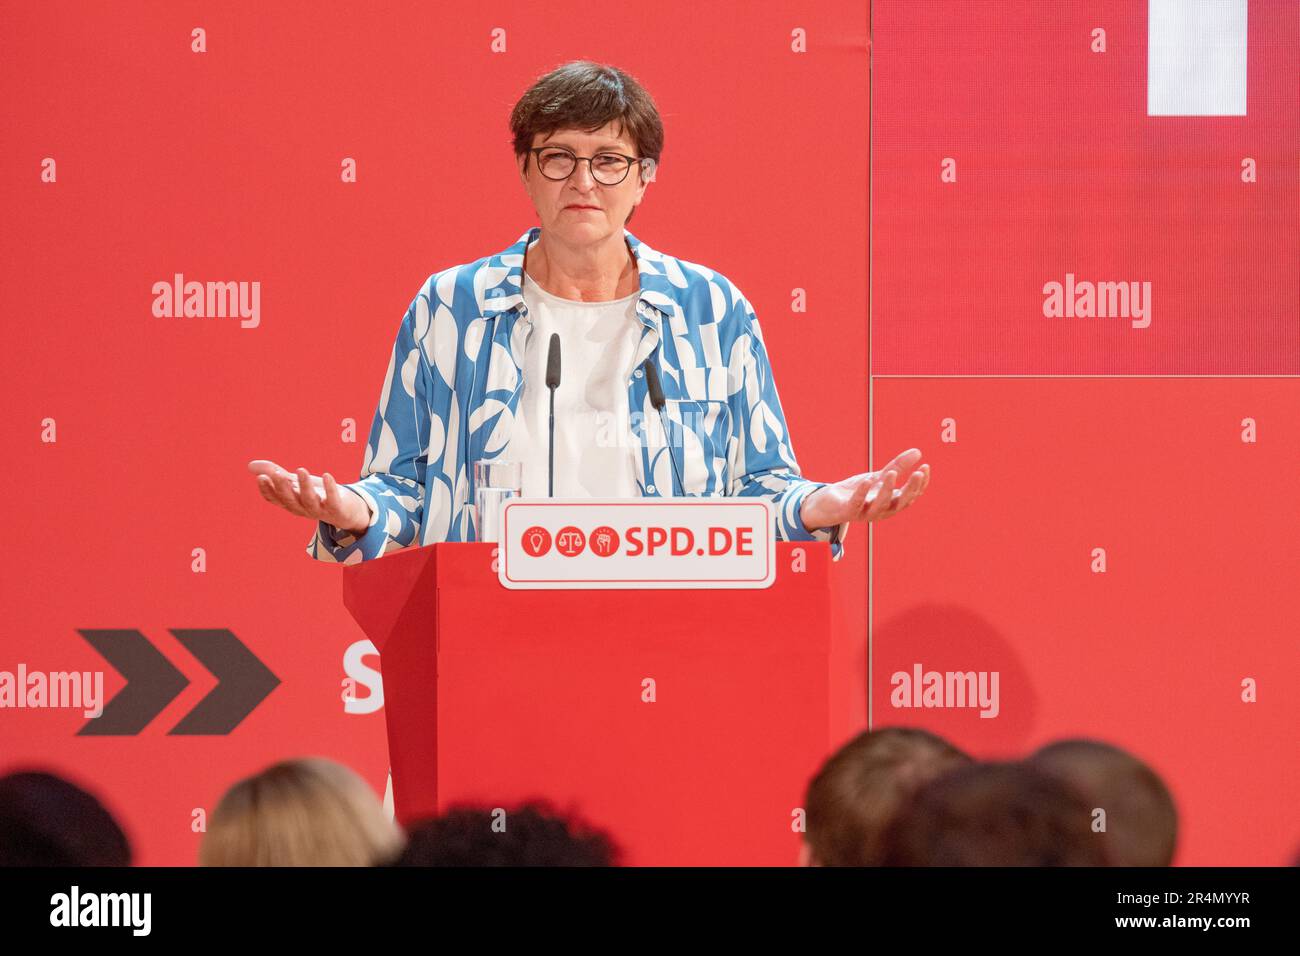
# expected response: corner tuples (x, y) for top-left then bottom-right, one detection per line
(502, 273), (644, 499)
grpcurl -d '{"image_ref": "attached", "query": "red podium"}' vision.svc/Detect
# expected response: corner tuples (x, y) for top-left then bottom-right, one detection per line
(342, 541), (865, 865)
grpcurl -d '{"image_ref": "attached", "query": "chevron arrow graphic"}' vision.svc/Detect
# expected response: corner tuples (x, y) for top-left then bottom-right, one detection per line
(167, 628), (280, 735)
(76, 629), (190, 736)
(76, 627), (279, 735)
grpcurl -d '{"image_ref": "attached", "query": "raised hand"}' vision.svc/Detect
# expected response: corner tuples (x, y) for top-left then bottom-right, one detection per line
(799, 447), (930, 531)
(247, 459), (372, 534)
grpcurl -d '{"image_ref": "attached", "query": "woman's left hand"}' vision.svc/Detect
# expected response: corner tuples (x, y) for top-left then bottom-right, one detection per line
(799, 447), (929, 531)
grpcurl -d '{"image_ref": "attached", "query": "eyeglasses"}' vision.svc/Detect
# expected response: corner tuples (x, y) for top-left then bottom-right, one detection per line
(528, 147), (656, 185)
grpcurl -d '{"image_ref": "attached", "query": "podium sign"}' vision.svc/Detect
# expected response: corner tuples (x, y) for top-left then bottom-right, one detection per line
(497, 498), (776, 589)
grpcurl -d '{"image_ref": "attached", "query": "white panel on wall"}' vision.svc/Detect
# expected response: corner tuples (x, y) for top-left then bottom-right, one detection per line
(1148, 0), (1248, 116)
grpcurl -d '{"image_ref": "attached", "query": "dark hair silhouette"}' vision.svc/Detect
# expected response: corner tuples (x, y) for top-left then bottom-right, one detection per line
(390, 800), (618, 866)
(0, 770), (131, 866)
(804, 726), (971, 866)
(1032, 738), (1178, 866)
(880, 761), (1113, 866)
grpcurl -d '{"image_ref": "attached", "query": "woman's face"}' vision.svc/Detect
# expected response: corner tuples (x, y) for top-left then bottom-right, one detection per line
(517, 121), (651, 245)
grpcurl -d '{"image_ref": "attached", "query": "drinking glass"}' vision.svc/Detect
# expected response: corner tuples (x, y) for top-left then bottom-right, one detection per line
(473, 459), (521, 543)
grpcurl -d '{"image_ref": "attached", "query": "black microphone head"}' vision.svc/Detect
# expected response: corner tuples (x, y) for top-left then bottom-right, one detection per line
(545, 333), (561, 390)
(643, 359), (665, 409)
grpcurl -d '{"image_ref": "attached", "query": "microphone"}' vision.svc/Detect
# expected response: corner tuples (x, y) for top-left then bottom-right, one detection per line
(642, 358), (684, 497)
(546, 334), (561, 497)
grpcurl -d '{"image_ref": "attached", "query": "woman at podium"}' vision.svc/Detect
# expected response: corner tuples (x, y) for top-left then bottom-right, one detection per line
(247, 60), (928, 564)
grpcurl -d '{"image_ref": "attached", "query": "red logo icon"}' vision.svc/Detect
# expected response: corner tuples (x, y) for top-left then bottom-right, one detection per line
(555, 526), (587, 557)
(589, 526), (620, 557)
(521, 526), (552, 557)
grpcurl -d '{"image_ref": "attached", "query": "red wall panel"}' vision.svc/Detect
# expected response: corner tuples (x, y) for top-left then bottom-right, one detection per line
(0, 1), (869, 865)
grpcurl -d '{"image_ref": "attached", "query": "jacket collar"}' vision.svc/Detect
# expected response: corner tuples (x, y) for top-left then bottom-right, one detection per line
(478, 225), (676, 336)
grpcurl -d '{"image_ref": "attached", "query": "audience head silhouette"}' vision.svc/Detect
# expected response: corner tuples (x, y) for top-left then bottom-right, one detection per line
(0, 770), (131, 866)
(802, 727), (971, 866)
(199, 757), (402, 867)
(880, 760), (1113, 866)
(1031, 738), (1177, 866)
(392, 801), (617, 866)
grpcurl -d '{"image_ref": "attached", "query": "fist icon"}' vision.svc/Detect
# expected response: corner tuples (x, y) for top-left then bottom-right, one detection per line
(589, 526), (620, 557)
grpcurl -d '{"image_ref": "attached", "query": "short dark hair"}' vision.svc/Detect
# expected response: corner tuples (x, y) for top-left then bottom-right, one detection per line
(1031, 738), (1178, 866)
(804, 727), (971, 866)
(390, 800), (619, 866)
(510, 60), (664, 225)
(0, 770), (132, 866)
(880, 761), (1113, 866)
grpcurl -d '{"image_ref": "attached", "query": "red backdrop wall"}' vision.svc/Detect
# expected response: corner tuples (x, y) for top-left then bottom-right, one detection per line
(1, 0), (1294, 866)
(0, 0), (869, 866)
(870, 0), (1297, 866)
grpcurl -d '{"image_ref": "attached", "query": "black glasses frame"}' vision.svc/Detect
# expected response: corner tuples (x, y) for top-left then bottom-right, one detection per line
(528, 146), (652, 185)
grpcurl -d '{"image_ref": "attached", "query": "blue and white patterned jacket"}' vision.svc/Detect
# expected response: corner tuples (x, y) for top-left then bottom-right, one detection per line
(306, 226), (849, 564)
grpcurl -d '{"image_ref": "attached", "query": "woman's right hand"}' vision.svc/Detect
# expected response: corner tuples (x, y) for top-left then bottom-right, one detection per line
(247, 460), (372, 535)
